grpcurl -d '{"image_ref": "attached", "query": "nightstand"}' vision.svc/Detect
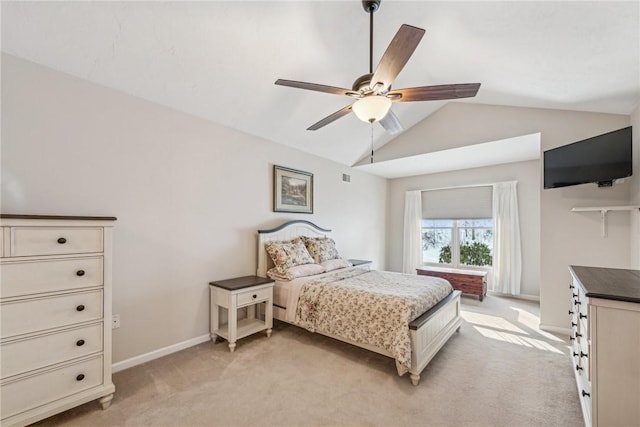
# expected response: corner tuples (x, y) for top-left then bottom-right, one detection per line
(209, 276), (274, 352)
(348, 259), (372, 268)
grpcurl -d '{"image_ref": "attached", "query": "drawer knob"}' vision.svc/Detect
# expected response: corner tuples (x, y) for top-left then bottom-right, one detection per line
(57, 237), (67, 244)
(580, 351), (588, 359)
(582, 390), (590, 397)
(569, 284), (574, 289)
(252, 294), (257, 299)
(76, 305), (85, 312)
(76, 374), (85, 381)
(572, 293), (578, 299)
(575, 365), (583, 372)
(574, 300), (581, 306)
(579, 313), (587, 320)
(569, 336), (575, 342)
(575, 332), (582, 338)
(76, 270), (86, 277)
(568, 310), (574, 315)
(571, 322), (577, 328)
(76, 339), (85, 346)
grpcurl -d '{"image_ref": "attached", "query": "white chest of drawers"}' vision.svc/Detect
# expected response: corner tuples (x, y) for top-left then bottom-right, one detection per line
(1, 214), (116, 426)
(569, 265), (640, 427)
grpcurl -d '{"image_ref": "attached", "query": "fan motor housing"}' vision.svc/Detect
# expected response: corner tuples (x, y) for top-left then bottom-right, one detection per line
(352, 73), (390, 94)
(352, 74), (373, 92)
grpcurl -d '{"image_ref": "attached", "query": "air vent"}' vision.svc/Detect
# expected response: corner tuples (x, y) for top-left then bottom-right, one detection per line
(342, 173), (351, 183)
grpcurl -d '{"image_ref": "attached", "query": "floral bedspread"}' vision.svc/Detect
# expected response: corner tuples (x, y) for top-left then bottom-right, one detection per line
(294, 268), (453, 375)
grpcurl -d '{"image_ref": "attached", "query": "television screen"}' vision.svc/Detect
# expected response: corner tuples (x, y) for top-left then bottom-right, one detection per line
(543, 126), (632, 189)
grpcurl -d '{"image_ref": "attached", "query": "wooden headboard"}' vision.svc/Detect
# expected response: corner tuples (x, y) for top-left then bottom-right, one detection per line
(257, 220), (331, 277)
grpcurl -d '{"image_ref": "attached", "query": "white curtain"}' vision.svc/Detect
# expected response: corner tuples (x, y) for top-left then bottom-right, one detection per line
(491, 181), (522, 295)
(403, 190), (423, 274)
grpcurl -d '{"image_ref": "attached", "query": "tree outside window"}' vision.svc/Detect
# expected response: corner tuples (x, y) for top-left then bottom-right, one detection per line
(422, 219), (493, 268)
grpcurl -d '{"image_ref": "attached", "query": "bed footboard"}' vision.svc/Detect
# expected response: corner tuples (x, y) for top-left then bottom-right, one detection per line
(409, 290), (462, 385)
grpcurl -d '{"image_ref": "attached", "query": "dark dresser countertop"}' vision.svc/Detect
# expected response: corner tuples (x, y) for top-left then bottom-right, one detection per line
(570, 265), (640, 303)
(348, 259), (372, 267)
(209, 275), (274, 291)
(1, 214), (117, 221)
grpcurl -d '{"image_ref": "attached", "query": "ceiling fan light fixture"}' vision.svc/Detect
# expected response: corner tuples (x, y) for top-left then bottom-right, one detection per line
(275, 1), (480, 134)
(352, 95), (392, 123)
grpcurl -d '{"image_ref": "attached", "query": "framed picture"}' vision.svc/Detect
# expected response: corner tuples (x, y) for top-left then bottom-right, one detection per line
(273, 165), (313, 214)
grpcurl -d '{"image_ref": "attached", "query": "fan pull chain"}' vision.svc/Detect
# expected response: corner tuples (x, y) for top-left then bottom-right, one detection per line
(370, 121), (374, 163)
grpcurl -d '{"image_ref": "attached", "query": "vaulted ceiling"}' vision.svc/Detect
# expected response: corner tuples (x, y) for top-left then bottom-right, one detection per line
(2, 1), (639, 167)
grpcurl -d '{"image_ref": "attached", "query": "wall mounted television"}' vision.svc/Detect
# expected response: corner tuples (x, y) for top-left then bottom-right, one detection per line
(543, 126), (632, 189)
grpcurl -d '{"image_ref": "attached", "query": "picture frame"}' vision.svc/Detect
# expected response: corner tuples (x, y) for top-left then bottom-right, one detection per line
(273, 165), (313, 214)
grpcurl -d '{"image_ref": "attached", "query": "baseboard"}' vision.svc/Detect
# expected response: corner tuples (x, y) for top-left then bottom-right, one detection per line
(514, 293), (540, 302)
(487, 291), (540, 302)
(112, 334), (211, 373)
(539, 324), (571, 336)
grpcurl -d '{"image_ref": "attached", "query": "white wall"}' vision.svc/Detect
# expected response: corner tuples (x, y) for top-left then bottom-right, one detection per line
(386, 160), (540, 298)
(1, 54), (387, 363)
(379, 102), (631, 331)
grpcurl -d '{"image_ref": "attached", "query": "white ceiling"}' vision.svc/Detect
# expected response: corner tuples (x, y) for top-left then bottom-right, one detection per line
(2, 1), (639, 170)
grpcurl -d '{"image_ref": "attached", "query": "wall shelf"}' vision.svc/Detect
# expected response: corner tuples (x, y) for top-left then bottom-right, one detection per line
(571, 206), (640, 237)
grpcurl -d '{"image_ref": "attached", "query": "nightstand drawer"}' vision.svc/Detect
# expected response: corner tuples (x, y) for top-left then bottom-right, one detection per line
(9, 227), (103, 257)
(237, 287), (271, 307)
(1, 290), (103, 338)
(0, 355), (104, 420)
(1, 257), (103, 299)
(1, 323), (103, 379)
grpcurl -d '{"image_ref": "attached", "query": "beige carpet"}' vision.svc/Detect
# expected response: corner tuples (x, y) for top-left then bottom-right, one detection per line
(35, 295), (583, 427)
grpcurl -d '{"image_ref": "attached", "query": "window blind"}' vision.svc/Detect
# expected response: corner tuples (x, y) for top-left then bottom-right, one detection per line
(421, 186), (493, 219)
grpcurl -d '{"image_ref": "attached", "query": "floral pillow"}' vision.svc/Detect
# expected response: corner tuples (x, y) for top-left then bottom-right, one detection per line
(303, 236), (340, 263)
(265, 237), (315, 275)
(267, 263), (326, 281)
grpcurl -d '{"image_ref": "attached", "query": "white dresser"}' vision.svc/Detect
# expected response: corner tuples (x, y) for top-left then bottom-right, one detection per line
(0, 215), (116, 426)
(569, 265), (640, 427)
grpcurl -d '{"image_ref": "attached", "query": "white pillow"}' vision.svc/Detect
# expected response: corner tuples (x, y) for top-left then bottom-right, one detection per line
(267, 263), (326, 281)
(320, 258), (353, 272)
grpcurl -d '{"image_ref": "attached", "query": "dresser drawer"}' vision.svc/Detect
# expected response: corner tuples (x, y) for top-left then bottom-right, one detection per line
(1, 257), (103, 299)
(577, 372), (592, 424)
(1, 290), (103, 338)
(579, 333), (590, 382)
(574, 285), (589, 325)
(237, 287), (271, 307)
(1, 323), (103, 379)
(0, 355), (103, 420)
(9, 227), (103, 257)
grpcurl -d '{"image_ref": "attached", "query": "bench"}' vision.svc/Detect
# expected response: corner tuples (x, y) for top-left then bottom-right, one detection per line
(417, 267), (488, 301)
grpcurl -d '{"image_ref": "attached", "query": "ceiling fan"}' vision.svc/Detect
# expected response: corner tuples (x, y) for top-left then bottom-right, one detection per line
(275, 0), (481, 135)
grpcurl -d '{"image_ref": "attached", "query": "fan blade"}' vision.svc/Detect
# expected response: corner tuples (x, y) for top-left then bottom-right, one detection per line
(378, 109), (403, 135)
(370, 24), (425, 93)
(388, 83), (481, 102)
(307, 104), (353, 131)
(275, 79), (357, 97)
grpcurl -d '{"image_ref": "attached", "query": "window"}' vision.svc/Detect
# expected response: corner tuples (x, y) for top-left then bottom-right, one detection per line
(422, 219), (493, 268)
(422, 219), (453, 265)
(421, 186), (493, 269)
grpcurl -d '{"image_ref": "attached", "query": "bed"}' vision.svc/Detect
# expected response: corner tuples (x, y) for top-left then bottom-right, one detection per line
(257, 220), (462, 386)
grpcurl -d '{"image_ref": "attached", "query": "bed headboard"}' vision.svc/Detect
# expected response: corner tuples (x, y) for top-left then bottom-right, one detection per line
(257, 220), (332, 277)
